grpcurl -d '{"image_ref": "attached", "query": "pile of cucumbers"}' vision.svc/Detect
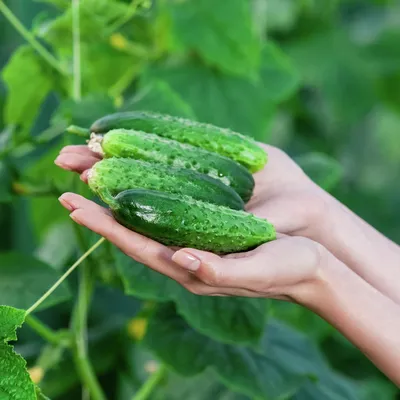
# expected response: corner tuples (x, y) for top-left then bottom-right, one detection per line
(68, 111), (276, 254)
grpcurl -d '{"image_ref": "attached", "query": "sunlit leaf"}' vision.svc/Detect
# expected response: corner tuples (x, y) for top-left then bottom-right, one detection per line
(2, 46), (53, 134)
(168, 0), (261, 77)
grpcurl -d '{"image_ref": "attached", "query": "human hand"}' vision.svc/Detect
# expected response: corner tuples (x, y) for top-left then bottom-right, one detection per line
(58, 191), (325, 304)
(54, 143), (331, 238)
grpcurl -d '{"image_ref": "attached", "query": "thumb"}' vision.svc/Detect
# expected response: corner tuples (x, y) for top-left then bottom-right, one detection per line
(172, 237), (322, 291)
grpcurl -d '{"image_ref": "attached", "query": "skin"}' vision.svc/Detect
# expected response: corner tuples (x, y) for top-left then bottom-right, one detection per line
(55, 143), (400, 386)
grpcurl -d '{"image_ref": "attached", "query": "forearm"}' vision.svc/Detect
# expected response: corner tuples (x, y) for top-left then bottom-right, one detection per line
(311, 191), (400, 303)
(301, 253), (400, 386)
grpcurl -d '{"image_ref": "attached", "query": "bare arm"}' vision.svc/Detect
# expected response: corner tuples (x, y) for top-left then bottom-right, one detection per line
(309, 194), (400, 304)
(307, 251), (400, 386)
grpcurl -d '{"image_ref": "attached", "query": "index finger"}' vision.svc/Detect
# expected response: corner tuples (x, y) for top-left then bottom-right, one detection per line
(59, 192), (190, 284)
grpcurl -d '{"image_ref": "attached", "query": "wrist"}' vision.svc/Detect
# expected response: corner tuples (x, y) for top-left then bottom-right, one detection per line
(301, 186), (342, 243)
(290, 244), (349, 310)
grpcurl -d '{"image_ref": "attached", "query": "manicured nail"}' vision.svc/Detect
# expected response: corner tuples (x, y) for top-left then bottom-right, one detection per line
(54, 156), (72, 170)
(58, 196), (73, 211)
(172, 251), (201, 271)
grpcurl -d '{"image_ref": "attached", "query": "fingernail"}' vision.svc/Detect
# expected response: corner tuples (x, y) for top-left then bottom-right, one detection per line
(58, 196), (74, 211)
(54, 157), (72, 170)
(172, 251), (201, 271)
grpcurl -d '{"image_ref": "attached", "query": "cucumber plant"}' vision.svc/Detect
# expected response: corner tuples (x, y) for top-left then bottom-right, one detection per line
(0, 0), (381, 399)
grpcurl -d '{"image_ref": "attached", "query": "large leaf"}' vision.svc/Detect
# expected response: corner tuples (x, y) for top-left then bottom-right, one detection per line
(123, 80), (196, 119)
(143, 42), (298, 140)
(144, 305), (305, 399)
(144, 305), (360, 400)
(34, 221), (77, 270)
(2, 46), (53, 134)
(0, 306), (37, 400)
(0, 252), (70, 310)
(114, 249), (268, 345)
(167, 0), (261, 77)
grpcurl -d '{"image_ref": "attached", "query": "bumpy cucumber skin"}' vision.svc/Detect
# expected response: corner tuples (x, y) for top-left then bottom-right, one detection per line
(88, 158), (244, 210)
(110, 189), (276, 254)
(99, 129), (254, 202)
(90, 112), (267, 173)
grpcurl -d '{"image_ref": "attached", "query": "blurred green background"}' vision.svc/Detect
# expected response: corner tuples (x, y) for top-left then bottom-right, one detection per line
(0, 0), (399, 399)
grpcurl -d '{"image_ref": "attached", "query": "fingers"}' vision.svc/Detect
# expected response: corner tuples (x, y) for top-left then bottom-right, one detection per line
(172, 237), (323, 296)
(55, 146), (102, 173)
(55, 153), (99, 173)
(59, 192), (190, 283)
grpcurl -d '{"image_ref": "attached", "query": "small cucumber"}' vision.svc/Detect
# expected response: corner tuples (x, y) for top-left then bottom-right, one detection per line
(90, 111), (267, 172)
(89, 129), (254, 202)
(88, 158), (244, 210)
(108, 189), (276, 254)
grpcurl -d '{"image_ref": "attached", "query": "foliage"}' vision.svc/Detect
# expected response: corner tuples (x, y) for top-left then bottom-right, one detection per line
(0, 0), (399, 398)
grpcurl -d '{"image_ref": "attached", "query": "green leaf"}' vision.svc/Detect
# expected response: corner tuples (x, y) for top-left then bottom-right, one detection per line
(296, 152), (344, 191)
(123, 80), (196, 119)
(286, 30), (376, 125)
(115, 249), (268, 345)
(261, 41), (300, 104)
(144, 305), (360, 400)
(34, 222), (77, 270)
(168, 0), (261, 77)
(2, 46), (53, 134)
(0, 306), (25, 342)
(143, 305), (305, 399)
(83, 43), (142, 95)
(272, 302), (333, 342)
(0, 252), (70, 310)
(39, 0), (130, 49)
(362, 29), (400, 74)
(0, 306), (37, 400)
(152, 369), (249, 400)
(53, 94), (116, 128)
(358, 377), (398, 400)
(143, 42), (298, 140)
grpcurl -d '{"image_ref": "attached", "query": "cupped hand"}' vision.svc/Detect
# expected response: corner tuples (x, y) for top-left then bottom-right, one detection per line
(55, 143), (332, 304)
(55, 143), (331, 238)
(58, 191), (324, 304)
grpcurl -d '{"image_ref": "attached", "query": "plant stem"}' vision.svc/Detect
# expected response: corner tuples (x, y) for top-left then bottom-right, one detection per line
(25, 315), (68, 346)
(72, 0), (81, 101)
(70, 246), (106, 399)
(0, 1), (67, 75)
(26, 238), (105, 315)
(132, 364), (166, 400)
(67, 125), (91, 138)
(71, 261), (106, 400)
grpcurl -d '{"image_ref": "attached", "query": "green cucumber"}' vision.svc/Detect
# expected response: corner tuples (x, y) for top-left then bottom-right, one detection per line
(108, 189), (276, 253)
(89, 129), (254, 202)
(90, 111), (267, 172)
(88, 158), (244, 210)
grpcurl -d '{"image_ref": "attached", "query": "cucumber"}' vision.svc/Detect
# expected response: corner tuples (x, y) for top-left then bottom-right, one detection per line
(88, 158), (244, 210)
(89, 129), (254, 202)
(108, 189), (276, 253)
(90, 111), (267, 172)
